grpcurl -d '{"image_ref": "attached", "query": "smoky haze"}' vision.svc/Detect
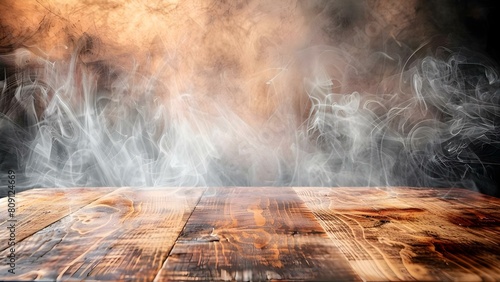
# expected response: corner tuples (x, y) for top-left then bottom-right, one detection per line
(1, 0), (499, 197)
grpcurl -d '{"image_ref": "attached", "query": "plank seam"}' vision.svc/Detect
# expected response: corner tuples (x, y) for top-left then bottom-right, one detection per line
(0, 187), (120, 252)
(152, 187), (208, 281)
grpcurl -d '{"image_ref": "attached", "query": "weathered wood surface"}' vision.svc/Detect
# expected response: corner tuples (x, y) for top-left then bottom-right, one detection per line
(295, 187), (500, 281)
(0, 187), (204, 281)
(157, 187), (360, 281)
(0, 186), (498, 281)
(0, 187), (115, 252)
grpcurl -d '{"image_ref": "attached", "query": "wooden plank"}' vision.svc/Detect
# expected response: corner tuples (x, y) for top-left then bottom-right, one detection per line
(294, 187), (500, 281)
(0, 187), (117, 252)
(158, 187), (361, 281)
(0, 187), (204, 281)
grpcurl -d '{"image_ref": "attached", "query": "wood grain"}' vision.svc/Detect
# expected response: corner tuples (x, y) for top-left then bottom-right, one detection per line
(294, 187), (500, 281)
(0, 187), (116, 252)
(1, 186), (498, 281)
(0, 187), (204, 281)
(157, 187), (361, 281)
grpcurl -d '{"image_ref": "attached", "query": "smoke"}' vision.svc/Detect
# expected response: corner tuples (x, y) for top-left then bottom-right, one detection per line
(1, 0), (499, 196)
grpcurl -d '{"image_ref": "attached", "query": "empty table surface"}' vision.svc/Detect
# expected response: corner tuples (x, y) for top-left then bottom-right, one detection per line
(0, 187), (498, 281)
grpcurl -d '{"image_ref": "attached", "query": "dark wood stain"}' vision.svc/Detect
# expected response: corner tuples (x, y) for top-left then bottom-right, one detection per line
(0, 186), (499, 281)
(0, 187), (204, 281)
(158, 187), (361, 281)
(295, 187), (500, 281)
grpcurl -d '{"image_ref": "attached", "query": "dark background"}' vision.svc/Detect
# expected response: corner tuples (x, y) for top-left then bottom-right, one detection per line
(458, 0), (500, 65)
(457, 0), (500, 197)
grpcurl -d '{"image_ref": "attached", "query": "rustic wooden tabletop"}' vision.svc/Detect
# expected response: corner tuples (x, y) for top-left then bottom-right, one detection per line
(0, 187), (498, 281)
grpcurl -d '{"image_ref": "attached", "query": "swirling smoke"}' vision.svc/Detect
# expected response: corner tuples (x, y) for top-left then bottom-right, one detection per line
(1, 0), (499, 196)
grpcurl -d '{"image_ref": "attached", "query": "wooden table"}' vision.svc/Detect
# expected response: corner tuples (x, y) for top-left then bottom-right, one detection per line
(0, 187), (499, 281)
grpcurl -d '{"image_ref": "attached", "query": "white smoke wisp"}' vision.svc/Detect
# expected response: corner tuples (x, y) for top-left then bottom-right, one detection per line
(305, 47), (500, 193)
(1, 0), (499, 196)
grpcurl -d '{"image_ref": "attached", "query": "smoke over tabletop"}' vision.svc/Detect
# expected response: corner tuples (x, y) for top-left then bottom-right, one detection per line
(1, 0), (499, 196)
